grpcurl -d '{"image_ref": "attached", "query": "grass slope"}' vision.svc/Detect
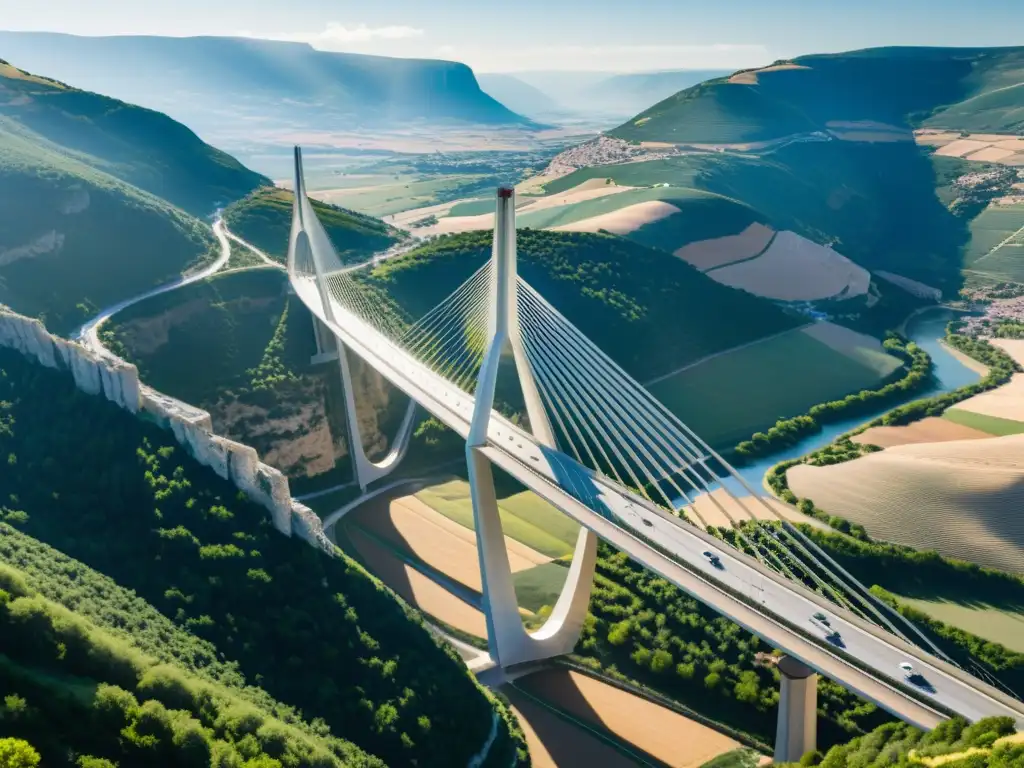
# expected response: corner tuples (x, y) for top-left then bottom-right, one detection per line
(224, 187), (404, 264)
(614, 47), (1024, 144)
(648, 327), (894, 447)
(0, 346), (526, 767)
(0, 58), (266, 214)
(366, 229), (801, 381)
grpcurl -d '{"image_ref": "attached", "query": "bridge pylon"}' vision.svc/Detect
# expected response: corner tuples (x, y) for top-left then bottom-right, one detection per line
(467, 187), (598, 668)
(290, 146), (417, 490)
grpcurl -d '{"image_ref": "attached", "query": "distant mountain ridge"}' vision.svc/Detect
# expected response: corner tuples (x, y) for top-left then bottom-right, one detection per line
(612, 46), (1024, 143)
(0, 32), (532, 140)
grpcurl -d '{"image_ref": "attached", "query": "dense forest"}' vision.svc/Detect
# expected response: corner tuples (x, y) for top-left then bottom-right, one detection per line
(781, 715), (1024, 768)
(223, 188), (403, 265)
(0, 347), (526, 766)
(567, 545), (895, 750)
(364, 229), (800, 381)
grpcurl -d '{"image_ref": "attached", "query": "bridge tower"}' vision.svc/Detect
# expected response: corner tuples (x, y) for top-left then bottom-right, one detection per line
(467, 187), (599, 668)
(290, 147), (417, 491)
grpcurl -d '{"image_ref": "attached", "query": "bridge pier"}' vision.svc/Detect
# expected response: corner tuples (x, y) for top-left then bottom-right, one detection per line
(468, 187), (597, 668)
(774, 656), (818, 764)
(291, 146), (416, 491)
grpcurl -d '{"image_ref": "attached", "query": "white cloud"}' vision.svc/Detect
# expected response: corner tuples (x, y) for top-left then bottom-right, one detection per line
(238, 22), (425, 50)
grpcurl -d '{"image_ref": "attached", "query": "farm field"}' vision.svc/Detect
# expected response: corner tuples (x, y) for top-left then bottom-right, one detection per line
(853, 416), (990, 448)
(415, 478), (579, 558)
(549, 200), (682, 235)
(518, 185), (711, 230)
(311, 174), (487, 217)
(787, 435), (1024, 574)
(964, 203), (1024, 279)
(892, 594), (1024, 654)
(674, 223), (776, 271)
(647, 324), (902, 448)
(706, 230), (870, 301)
(501, 686), (640, 768)
(347, 493), (554, 594)
(684, 488), (827, 531)
(943, 408), (1024, 436)
(344, 525), (489, 637)
(516, 669), (752, 768)
(948, 372), (1024, 423)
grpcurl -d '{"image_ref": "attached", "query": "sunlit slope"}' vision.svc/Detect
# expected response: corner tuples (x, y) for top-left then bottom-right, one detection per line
(224, 187), (405, 264)
(365, 229), (801, 381)
(788, 435), (1024, 574)
(613, 47), (1024, 144)
(542, 140), (966, 292)
(0, 57), (267, 214)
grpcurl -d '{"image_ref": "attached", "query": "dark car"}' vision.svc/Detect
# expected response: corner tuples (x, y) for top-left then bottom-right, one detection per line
(702, 551), (723, 569)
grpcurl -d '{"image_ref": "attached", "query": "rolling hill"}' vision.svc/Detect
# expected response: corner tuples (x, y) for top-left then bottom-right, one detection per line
(0, 32), (532, 143)
(0, 59), (267, 334)
(0, 57), (266, 214)
(224, 187), (406, 264)
(613, 47), (1024, 144)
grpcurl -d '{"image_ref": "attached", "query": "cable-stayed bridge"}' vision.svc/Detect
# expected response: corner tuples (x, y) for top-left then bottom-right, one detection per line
(287, 148), (1024, 760)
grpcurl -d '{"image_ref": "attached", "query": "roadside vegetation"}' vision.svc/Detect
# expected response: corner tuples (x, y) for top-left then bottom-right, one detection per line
(0, 347), (527, 767)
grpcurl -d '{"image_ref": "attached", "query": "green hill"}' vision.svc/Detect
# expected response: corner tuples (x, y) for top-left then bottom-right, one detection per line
(224, 187), (406, 265)
(0, 58), (267, 214)
(0, 59), (270, 335)
(0, 344), (526, 766)
(614, 47), (1024, 144)
(365, 229), (801, 381)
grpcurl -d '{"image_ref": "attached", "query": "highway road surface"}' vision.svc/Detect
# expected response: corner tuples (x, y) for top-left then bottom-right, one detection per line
(292, 274), (1024, 731)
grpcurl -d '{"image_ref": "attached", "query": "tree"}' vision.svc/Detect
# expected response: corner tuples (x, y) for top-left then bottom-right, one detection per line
(0, 738), (40, 768)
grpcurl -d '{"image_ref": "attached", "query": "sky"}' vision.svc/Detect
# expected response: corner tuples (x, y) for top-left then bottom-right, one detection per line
(2, 0), (1022, 73)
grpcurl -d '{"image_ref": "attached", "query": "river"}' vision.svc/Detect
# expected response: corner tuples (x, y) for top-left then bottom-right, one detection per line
(721, 308), (981, 494)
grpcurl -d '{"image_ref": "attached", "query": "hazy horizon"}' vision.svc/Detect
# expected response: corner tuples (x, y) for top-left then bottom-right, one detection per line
(3, 0), (1022, 73)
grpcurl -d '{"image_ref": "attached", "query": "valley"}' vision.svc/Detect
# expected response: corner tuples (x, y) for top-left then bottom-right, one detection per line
(3, 25), (1024, 768)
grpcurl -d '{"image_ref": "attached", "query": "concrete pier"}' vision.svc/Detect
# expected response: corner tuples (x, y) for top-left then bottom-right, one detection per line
(774, 656), (818, 764)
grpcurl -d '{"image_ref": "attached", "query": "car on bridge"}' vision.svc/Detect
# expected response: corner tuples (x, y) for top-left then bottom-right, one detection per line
(900, 662), (936, 693)
(811, 612), (845, 647)
(702, 551), (724, 569)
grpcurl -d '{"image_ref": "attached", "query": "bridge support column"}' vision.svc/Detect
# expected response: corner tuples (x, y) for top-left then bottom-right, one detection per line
(774, 656), (818, 764)
(468, 186), (597, 668)
(291, 145), (416, 491)
(336, 337), (417, 491)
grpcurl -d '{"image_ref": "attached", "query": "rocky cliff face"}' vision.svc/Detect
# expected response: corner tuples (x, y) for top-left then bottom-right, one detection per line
(0, 307), (332, 552)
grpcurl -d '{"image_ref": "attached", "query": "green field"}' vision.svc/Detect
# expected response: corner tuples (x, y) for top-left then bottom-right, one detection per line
(447, 197), (498, 217)
(323, 175), (486, 217)
(893, 593), (1024, 653)
(415, 478), (579, 559)
(513, 561), (572, 613)
(944, 408), (1024, 436)
(964, 203), (1024, 270)
(542, 157), (706, 195)
(516, 185), (716, 230)
(647, 328), (900, 447)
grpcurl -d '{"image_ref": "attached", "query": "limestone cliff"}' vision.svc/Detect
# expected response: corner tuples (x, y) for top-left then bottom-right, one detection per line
(0, 307), (334, 553)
